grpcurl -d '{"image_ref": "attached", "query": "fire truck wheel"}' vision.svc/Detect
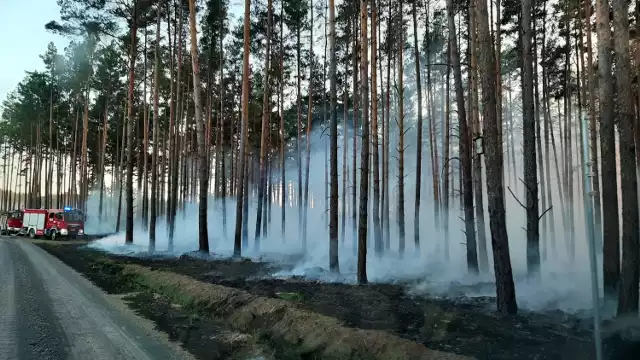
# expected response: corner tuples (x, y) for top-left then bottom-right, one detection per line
(28, 229), (36, 239)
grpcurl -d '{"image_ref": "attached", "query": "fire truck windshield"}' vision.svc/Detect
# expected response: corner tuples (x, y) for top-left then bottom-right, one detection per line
(64, 210), (84, 222)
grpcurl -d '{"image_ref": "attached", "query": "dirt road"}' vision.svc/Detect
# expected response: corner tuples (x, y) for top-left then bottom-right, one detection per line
(0, 237), (194, 360)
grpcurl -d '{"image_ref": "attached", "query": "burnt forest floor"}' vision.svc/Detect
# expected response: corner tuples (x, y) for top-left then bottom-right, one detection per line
(34, 239), (640, 360)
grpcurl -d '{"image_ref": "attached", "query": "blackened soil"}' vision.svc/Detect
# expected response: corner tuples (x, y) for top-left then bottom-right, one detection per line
(39, 243), (640, 360)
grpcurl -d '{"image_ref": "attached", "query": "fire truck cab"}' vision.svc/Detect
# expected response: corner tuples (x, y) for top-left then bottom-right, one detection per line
(0, 210), (24, 235)
(21, 207), (85, 240)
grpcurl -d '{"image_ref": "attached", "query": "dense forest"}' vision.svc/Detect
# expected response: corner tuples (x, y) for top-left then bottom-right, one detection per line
(1, 0), (639, 319)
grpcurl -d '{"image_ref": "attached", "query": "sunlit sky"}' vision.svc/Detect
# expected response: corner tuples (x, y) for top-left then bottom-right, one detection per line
(0, 0), (70, 106)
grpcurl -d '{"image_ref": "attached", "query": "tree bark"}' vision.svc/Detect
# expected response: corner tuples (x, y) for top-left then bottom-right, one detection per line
(447, 0), (476, 272)
(521, 0), (540, 275)
(255, 0), (273, 250)
(234, 0), (251, 257)
(397, 0), (405, 256)
(469, 1), (487, 272)
(412, 0), (423, 250)
(371, 0), (381, 256)
(187, 0), (209, 253)
(475, 0), (517, 313)
(279, 0), (286, 237)
(125, 5), (137, 244)
(357, 0), (369, 284)
(302, 0), (313, 250)
(596, 0), (620, 298)
(150, 3), (161, 251)
(584, 0), (601, 245)
(329, 0), (339, 272)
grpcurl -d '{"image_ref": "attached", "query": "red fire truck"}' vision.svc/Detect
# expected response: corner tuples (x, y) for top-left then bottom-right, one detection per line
(20, 207), (85, 240)
(0, 210), (24, 235)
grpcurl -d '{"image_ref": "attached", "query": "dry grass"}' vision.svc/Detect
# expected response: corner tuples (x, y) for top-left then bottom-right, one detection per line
(122, 264), (476, 360)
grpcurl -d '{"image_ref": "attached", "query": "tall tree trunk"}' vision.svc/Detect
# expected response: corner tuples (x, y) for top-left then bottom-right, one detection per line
(469, 1), (488, 272)
(584, 0), (601, 244)
(150, 3), (161, 251)
(412, 0), (423, 250)
(533, 18), (547, 258)
(357, 0), (370, 284)
(47, 65), (54, 210)
(255, 0), (273, 250)
(495, 0), (503, 185)
(187, 0), (209, 253)
(302, 0), (313, 250)
(521, 0), (540, 275)
(234, 0), (251, 257)
(279, 0), (286, 237)
(116, 108), (127, 233)
(541, 2), (555, 249)
(475, 0), (517, 313)
(425, 3), (440, 228)
(142, 28), (150, 227)
(296, 25), (303, 240)
(447, 0), (476, 272)
(169, 4), (183, 249)
(80, 62), (91, 211)
(125, 6), (138, 244)
(443, 40), (451, 260)
(329, 0), (339, 272)
(564, 10), (576, 262)
(596, 0), (619, 298)
(397, 0), (405, 256)
(612, 0), (639, 315)
(98, 92), (110, 222)
(219, 13), (227, 237)
(371, 0), (381, 256)
(383, 1), (391, 251)
(352, 13), (359, 251)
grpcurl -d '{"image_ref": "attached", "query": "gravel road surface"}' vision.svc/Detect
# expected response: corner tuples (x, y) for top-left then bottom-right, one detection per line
(0, 237), (194, 360)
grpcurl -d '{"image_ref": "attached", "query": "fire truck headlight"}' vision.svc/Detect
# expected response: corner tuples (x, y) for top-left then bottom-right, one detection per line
(79, 229), (84, 235)
(61, 229), (68, 235)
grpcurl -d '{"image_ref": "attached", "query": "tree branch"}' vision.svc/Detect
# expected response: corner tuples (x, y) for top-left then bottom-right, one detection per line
(507, 186), (527, 210)
(538, 206), (553, 220)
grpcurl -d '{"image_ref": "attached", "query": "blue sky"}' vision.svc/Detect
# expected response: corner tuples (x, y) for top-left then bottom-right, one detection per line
(0, 0), (68, 106)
